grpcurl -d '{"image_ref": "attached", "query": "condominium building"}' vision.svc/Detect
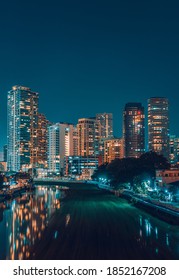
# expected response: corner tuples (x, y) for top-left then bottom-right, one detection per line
(104, 138), (124, 163)
(148, 97), (169, 159)
(169, 135), (179, 164)
(47, 123), (77, 173)
(7, 86), (39, 171)
(77, 118), (100, 157)
(123, 103), (145, 158)
(36, 113), (51, 168)
(96, 113), (113, 139)
(72, 125), (78, 156)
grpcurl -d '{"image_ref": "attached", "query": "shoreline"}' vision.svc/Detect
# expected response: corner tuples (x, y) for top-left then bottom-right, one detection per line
(117, 190), (179, 225)
(0, 185), (34, 203)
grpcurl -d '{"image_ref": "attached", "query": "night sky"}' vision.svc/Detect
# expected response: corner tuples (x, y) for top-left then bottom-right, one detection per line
(0, 0), (179, 150)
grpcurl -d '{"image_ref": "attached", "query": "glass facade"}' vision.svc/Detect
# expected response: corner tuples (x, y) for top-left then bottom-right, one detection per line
(64, 156), (98, 176)
(123, 103), (145, 158)
(7, 86), (39, 171)
(148, 97), (169, 159)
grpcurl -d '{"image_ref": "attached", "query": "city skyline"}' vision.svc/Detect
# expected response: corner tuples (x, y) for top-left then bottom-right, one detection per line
(0, 85), (177, 152)
(1, 1), (179, 263)
(0, 1), (179, 149)
(5, 83), (175, 174)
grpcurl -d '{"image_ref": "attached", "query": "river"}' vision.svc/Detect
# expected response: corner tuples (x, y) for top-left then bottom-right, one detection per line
(0, 184), (179, 260)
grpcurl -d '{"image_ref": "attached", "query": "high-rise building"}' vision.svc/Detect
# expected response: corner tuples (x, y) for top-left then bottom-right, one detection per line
(47, 123), (76, 173)
(148, 97), (169, 159)
(77, 118), (99, 157)
(7, 86), (39, 172)
(36, 113), (51, 168)
(72, 125), (78, 156)
(169, 135), (179, 164)
(96, 113), (113, 139)
(3, 145), (7, 162)
(123, 103), (145, 158)
(96, 113), (113, 164)
(104, 138), (124, 163)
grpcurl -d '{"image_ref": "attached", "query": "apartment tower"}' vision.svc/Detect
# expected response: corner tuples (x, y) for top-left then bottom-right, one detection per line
(148, 97), (169, 159)
(123, 103), (145, 158)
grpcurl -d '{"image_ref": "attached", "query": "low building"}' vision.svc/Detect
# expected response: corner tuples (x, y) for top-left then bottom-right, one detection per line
(156, 169), (179, 186)
(64, 156), (99, 179)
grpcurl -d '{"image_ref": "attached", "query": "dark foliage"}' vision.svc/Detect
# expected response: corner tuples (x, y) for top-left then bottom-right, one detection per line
(93, 152), (170, 188)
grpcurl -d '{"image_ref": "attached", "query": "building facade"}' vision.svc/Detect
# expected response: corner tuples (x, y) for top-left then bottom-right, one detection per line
(104, 138), (124, 163)
(169, 135), (179, 164)
(64, 156), (98, 178)
(47, 123), (77, 173)
(96, 113), (113, 164)
(36, 113), (51, 168)
(7, 86), (39, 172)
(96, 113), (113, 139)
(148, 97), (169, 159)
(77, 118), (99, 157)
(123, 103), (145, 158)
(72, 125), (78, 156)
(156, 169), (179, 186)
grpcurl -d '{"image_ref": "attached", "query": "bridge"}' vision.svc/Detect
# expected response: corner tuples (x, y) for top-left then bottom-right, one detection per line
(33, 178), (99, 190)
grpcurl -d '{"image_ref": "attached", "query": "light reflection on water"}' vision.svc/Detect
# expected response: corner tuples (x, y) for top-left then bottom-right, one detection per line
(0, 186), (63, 260)
(1, 186), (179, 259)
(138, 214), (173, 256)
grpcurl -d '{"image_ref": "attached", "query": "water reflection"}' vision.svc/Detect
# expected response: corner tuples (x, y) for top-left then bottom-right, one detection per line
(0, 186), (63, 260)
(65, 214), (71, 227)
(138, 215), (172, 256)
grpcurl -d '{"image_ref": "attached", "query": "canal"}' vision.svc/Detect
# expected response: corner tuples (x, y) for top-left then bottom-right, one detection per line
(0, 183), (179, 260)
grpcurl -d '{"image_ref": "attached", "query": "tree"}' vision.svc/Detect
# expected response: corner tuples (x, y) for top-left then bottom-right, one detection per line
(93, 152), (170, 189)
(106, 158), (141, 187)
(140, 151), (170, 178)
(91, 163), (109, 180)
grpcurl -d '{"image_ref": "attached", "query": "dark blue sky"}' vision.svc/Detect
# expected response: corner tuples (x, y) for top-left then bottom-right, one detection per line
(0, 0), (179, 150)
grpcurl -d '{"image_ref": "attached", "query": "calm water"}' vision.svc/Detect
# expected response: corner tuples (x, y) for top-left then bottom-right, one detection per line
(0, 186), (63, 260)
(0, 185), (179, 260)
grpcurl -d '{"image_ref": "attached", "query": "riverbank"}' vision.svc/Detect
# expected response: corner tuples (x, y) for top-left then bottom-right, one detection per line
(34, 180), (179, 225)
(118, 190), (179, 225)
(97, 182), (179, 225)
(0, 185), (34, 203)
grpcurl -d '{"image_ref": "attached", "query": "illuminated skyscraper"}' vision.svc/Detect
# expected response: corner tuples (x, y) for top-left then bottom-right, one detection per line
(36, 113), (51, 168)
(72, 125), (78, 156)
(123, 103), (145, 158)
(96, 113), (113, 139)
(104, 138), (124, 163)
(148, 97), (169, 159)
(47, 123), (76, 173)
(7, 86), (39, 171)
(169, 135), (179, 164)
(77, 118), (99, 157)
(96, 113), (113, 163)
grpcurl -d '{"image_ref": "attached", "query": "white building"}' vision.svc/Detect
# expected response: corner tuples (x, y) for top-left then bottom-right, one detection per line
(47, 123), (77, 174)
